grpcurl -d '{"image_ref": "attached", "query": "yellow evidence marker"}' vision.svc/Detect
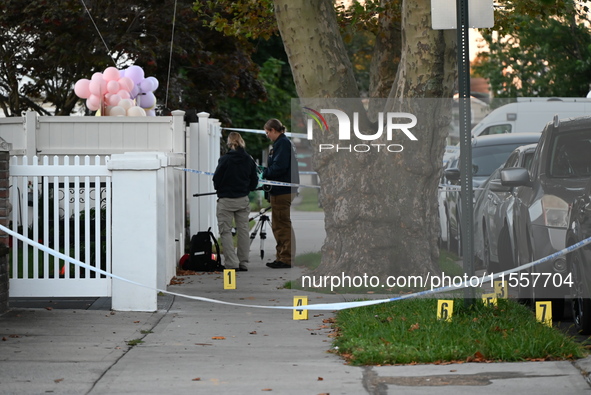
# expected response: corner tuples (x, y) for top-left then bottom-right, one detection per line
(494, 280), (508, 299)
(223, 269), (236, 290)
(437, 300), (454, 321)
(535, 301), (553, 327)
(293, 296), (308, 320)
(481, 293), (498, 307)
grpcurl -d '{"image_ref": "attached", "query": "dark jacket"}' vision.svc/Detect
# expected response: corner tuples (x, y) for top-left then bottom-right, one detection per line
(213, 147), (259, 198)
(263, 133), (300, 196)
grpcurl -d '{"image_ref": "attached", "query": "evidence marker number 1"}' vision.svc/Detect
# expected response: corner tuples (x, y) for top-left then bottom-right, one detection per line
(224, 269), (236, 289)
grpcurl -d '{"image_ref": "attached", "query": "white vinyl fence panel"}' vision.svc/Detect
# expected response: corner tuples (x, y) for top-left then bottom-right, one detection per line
(9, 155), (112, 297)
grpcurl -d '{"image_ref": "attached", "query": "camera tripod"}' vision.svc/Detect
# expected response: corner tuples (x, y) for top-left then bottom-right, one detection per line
(249, 206), (271, 259)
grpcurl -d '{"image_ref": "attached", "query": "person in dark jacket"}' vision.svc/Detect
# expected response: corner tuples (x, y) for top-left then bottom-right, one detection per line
(263, 119), (300, 269)
(213, 132), (259, 271)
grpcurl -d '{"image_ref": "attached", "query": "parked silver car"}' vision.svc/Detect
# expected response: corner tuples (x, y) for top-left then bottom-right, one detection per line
(444, 133), (542, 257)
(501, 115), (591, 319)
(473, 144), (537, 272)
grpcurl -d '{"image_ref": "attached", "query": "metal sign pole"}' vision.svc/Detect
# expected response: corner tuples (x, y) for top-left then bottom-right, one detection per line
(456, 0), (475, 305)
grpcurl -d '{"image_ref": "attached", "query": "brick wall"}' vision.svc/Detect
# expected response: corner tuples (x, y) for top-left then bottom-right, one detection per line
(0, 147), (10, 314)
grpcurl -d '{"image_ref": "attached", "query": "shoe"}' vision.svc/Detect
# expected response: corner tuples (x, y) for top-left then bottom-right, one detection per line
(266, 261), (291, 269)
(238, 266), (248, 272)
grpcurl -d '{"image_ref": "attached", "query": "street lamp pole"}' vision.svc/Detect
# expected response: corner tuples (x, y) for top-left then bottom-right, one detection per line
(456, 0), (475, 305)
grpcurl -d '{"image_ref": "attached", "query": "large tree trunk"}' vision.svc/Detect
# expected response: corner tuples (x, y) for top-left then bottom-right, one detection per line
(274, 0), (456, 282)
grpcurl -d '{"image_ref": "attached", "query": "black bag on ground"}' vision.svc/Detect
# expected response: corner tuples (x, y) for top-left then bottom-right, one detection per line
(184, 227), (223, 271)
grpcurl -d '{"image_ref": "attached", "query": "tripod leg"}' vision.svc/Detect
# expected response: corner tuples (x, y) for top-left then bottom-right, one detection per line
(259, 218), (266, 260)
(250, 220), (261, 247)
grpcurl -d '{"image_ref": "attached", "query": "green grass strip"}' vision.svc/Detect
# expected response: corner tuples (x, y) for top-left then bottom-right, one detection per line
(332, 298), (585, 365)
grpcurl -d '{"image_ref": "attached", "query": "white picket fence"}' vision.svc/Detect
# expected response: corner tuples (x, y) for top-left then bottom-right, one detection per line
(0, 110), (222, 310)
(9, 155), (112, 297)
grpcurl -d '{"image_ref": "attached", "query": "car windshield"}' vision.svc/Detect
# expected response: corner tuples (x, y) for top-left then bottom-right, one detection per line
(472, 143), (534, 177)
(549, 130), (591, 177)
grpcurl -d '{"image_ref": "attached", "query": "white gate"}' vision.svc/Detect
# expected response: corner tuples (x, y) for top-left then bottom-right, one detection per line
(8, 155), (112, 297)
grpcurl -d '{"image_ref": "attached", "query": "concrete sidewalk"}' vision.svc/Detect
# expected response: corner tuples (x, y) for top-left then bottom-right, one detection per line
(2, 211), (591, 394)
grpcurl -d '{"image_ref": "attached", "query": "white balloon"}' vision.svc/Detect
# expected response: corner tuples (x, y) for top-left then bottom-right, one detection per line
(110, 106), (126, 117)
(118, 98), (134, 110)
(127, 106), (146, 117)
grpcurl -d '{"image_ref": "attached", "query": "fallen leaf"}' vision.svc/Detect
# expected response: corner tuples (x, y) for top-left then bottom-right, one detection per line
(249, 331), (257, 335)
(195, 343), (213, 346)
(261, 389), (273, 391)
(54, 378), (64, 383)
(45, 307), (53, 311)
(1, 337), (6, 341)
(211, 336), (226, 340)
(134, 321), (140, 324)
(473, 351), (486, 362)
(8, 334), (20, 338)
(317, 377), (324, 381)
(192, 377), (201, 381)
(408, 323), (420, 331)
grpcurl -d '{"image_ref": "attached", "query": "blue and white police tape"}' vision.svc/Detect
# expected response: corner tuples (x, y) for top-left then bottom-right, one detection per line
(175, 167), (320, 189)
(4, 222), (591, 311)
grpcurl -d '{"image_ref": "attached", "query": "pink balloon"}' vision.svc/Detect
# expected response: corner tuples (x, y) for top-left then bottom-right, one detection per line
(117, 90), (131, 100)
(125, 65), (145, 84)
(118, 77), (134, 92)
(103, 67), (120, 82)
(108, 94), (122, 106)
(107, 80), (120, 94)
(74, 79), (91, 99)
(91, 72), (104, 82)
(88, 80), (103, 96)
(87, 95), (101, 111)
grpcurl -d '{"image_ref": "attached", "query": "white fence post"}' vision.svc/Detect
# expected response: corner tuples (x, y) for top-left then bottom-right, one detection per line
(108, 152), (162, 312)
(189, 112), (218, 236)
(171, 110), (185, 153)
(24, 112), (37, 158)
(156, 152), (185, 287)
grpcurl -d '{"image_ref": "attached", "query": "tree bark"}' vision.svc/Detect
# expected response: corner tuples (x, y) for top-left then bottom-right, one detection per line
(274, 0), (456, 282)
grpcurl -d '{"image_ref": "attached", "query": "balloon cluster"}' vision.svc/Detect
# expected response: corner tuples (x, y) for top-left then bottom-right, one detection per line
(74, 65), (159, 116)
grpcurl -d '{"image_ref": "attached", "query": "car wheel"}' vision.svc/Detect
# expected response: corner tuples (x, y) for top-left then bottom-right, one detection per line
(570, 249), (591, 334)
(497, 225), (514, 272)
(548, 298), (565, 322)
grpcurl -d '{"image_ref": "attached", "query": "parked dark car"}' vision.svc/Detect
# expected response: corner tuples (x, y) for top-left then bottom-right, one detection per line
(444, 133), (542, 257)
(566, 178), (591, 334)
(501, 115), (591, 318)
(473, 144), (537, 272)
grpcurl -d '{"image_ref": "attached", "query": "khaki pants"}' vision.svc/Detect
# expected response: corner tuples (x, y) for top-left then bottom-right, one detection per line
(270, 193), (296, 265)
(216, 196), (251, 269)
